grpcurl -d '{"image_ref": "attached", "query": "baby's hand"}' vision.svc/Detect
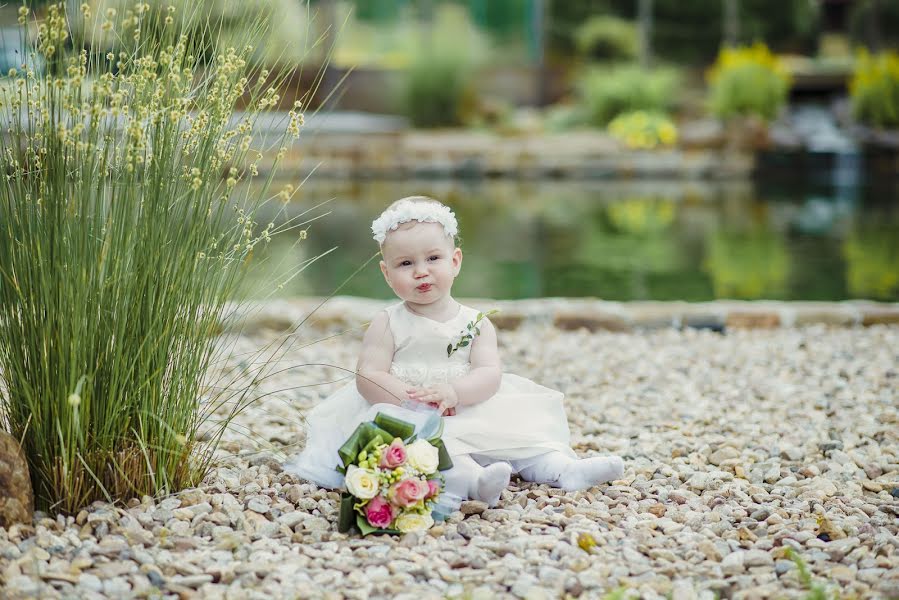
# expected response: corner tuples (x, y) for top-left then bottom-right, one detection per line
(406, 384), (459, 414)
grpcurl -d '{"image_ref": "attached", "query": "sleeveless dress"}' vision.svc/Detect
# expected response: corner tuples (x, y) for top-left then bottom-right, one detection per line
(283, 302), (576, 491)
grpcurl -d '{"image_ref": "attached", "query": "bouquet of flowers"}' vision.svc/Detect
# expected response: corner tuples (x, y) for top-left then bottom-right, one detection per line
(337, 411), (453, 535)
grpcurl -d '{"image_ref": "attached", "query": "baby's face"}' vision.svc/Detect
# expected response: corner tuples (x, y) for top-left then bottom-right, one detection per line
(379, 221), (462, 306)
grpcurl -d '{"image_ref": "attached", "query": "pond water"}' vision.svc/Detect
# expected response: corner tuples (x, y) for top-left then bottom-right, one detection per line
(242, 177), (899, 302)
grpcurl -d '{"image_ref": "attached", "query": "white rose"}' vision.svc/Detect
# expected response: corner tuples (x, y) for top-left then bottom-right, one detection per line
(395, 512), (435, 533)
(344, 465), (379, 499)
(405, 439), (439, 474)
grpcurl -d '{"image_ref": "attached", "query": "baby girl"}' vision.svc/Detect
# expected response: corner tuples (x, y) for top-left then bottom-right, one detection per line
(285, 196), (624, 509)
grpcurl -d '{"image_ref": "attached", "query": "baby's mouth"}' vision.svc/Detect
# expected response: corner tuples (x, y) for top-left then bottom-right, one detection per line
(416, 283), (432, 291)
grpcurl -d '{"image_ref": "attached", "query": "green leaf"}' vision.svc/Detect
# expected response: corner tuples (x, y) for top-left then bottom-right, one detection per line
(432, 438), (454, 471)
(337, 422), (393, 469)
(373, 412), (415, 440)
(338, 493), (356, 533)
(460, 340), (469, 347)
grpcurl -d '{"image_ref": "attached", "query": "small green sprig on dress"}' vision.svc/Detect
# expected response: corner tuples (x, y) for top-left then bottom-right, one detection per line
(447, 310), (498, 357)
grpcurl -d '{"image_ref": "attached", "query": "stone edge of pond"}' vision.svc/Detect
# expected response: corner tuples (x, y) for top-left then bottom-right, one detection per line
(223, 297), (899, 334)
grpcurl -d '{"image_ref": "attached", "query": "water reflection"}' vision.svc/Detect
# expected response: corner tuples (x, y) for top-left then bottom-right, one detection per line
(242, 179), (899, 302)
(844, 227), (899, 299)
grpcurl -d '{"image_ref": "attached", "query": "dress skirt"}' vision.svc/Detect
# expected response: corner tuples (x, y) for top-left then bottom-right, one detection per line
(283, 373), (575, 490)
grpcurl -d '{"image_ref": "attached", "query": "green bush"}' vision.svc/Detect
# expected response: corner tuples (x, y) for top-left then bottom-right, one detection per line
(574, 15), (638, 62)
(403, 50), (474, 128)
(400, 4), (486, 128)
(849, 49), (899, 128)
(578, 64), (681, 126)
(707, 43), (791, 121)
(0, 2), (303, 512)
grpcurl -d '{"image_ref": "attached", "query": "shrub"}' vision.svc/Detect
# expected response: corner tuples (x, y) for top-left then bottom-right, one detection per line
(578, 64), (681, 127)
(0, 2), (304, 512)
(849, 49), (899, 128)
(608, 110), (678, 149)
(707, 42), (791, 121)
(404, 49), (474, 128)
(574, 16), (638, 62)
(401, 6), (485, 128)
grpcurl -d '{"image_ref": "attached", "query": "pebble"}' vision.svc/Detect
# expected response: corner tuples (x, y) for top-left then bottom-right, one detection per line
(1, 317), (896, 598)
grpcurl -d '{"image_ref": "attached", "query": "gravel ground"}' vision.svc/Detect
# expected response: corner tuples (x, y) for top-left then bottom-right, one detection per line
(2, 321), (898, 599)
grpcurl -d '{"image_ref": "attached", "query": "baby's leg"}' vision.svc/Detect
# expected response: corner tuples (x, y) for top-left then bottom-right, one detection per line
(444, 454), (512, 507)
(518, 451), (623, 491)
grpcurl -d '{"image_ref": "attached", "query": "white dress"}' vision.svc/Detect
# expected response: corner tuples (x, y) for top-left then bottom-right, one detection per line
(283, 302), (576, 491)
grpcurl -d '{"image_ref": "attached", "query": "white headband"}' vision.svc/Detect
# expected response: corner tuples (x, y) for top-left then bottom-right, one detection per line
(371, 200), (458, 244)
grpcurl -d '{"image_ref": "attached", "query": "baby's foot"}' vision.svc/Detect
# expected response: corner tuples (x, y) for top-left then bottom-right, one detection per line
(559, 456), (624, 491)
(475, 462), (513, 507)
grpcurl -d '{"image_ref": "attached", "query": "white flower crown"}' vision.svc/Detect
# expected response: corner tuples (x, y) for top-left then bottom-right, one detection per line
(371, 200), (458, 244)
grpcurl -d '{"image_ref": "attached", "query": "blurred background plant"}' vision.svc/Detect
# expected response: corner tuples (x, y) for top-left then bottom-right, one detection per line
(849, 49), (899, 128)
(399, 5), (486, 127)
(579, 64), (681, 126)
(573, 15), (637, 63)
(608, 110), (677, 149)
(707, 42), (792, 121)
(0, 0), (311, 512)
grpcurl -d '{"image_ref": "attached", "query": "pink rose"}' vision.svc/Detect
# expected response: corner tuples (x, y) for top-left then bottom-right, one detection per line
(365, 495), (394, 529)
(389, 478), (429, 507)
(425, 480), (440, 499)
(379, 438), (406, 469)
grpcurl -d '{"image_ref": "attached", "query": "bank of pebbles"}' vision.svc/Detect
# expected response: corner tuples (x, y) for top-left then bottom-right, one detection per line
(2, 323), (898, 599)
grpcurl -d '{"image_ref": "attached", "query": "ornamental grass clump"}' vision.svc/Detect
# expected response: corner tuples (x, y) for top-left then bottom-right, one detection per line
(707, 43), (791, 121)
(0, 1), (306, 513)
(849, 49), (899, 128)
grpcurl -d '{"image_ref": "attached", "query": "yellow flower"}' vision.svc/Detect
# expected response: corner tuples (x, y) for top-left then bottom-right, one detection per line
(577, 532), (597, 553)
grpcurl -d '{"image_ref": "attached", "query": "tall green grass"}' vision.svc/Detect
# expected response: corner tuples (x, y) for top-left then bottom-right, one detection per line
(0, 1), (312, 513)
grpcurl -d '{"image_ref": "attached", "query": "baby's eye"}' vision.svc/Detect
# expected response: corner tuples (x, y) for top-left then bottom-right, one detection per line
(399, 260), (411, 267)
(428, 255), (440, 261)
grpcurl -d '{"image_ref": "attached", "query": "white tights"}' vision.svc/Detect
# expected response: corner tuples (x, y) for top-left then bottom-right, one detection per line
(443, 451), (624, 508)
(516, 452), (624, 491)
(443, 454), (513, 508)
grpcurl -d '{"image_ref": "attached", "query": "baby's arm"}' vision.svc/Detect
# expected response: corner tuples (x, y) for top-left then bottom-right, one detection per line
(355, 311), (408, 406)
(407, 318), (501, 411)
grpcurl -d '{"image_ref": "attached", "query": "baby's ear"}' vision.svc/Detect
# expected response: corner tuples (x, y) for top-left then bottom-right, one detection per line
(379, 260), (390, 282)
(452, 247), (463, 274)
